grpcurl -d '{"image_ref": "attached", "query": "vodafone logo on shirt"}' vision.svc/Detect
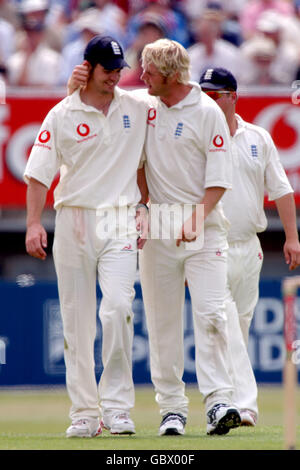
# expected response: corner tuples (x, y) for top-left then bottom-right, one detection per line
(147, 108), (156, 127)
(210, 134), (226, 152)
(33, 129), (52, 149)
(77, 123), (90, 137)
(38, 130), (51, 143)
(213, 135), (224, 147)
(76, 123), (97, 143)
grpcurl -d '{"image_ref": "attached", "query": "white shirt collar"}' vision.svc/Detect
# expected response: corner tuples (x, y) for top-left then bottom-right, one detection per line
(234, 114), (247, 136)
(158, 81), (202, 110)
(68, 86), (122, 114)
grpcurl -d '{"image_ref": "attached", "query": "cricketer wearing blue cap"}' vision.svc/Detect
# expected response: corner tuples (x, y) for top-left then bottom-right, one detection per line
(200, 67), (300, 427)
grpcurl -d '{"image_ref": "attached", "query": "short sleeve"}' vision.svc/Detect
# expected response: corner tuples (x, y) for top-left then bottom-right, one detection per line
(204, 105), (232, 190)
(264, 131), (293, 201)
(24, 110), (60, 189)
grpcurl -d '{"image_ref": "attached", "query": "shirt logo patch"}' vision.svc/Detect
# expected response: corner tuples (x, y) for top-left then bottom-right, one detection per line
(251, 144), (258, 158)
(147, 108), (156, 127)
(77, 123), (90, 137)
(174, 122), (183, 138)
(111, 41), (121, 55)
(33, 129), (51, 149)
(213, 135), (224, 147)
(38, 130), (51, 143)
(121, 243), (133, 251)
(123, 115), (131, 129)
(203, 68), (214, 80)
(76, 123), (97, 143)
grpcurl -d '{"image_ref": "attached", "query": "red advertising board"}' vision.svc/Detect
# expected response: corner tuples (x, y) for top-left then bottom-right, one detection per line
(0, 91), (62, 207)
(0, 88), (299, 208)
(236, 92), (300, 207)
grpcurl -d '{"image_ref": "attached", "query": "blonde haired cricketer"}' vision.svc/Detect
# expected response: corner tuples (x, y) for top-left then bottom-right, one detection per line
(138, 38), (241, 436)
(141, 38), (190, 85)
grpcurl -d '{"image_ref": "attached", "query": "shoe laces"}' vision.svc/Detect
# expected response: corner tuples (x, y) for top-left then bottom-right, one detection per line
(161, 413), (186, 426)
(207, 403), (227, 422)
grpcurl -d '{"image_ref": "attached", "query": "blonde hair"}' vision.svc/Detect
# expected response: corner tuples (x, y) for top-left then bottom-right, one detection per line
(142, 39), (190, 85)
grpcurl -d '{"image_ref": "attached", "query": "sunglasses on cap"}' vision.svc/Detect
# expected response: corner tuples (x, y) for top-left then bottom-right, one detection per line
(202, 90), (233, 100)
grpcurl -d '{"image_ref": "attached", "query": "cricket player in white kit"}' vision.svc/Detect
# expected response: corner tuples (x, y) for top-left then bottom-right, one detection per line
(138, 39), (241, 436)
(200, 67), (300, 427)
(24, 36), (149, 438)
(67, 41), (242, 436)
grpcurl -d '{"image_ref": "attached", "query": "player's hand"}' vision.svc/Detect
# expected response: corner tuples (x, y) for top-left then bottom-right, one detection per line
(136, 206), (149, 250)
(67, 61), (90, 95)
(176, 206), (204, 247)
(176, 218), (197, 247)
(25, 223), (48, 260)
(284, 240), (300, 271)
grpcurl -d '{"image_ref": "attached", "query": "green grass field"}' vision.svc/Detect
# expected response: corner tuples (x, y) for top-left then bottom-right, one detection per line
(0, 385), (299, 451)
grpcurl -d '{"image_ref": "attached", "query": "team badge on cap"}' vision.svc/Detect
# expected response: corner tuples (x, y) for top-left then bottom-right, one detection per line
(203, 68), (214, 80)
(111, 41), (121, 55)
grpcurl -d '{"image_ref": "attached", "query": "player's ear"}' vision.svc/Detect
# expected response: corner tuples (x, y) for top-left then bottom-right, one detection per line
(230, 91), (237, 104)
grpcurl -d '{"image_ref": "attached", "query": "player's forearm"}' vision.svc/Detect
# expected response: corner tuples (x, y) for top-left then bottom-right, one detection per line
(176, 187), (227, 245)
(67, 76), (78, 96)
(137, 166), (149, 205)
(189, 186), (226, 236)
(275, 193), (299, 243)
(200, 187), (227, 219)
(26, 178), (48, 227)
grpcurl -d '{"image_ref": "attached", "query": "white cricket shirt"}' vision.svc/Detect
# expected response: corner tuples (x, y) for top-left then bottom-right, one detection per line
(222, 114), (293, 242)
(143, 82), (232, 232)
(24, 87), (148, 210)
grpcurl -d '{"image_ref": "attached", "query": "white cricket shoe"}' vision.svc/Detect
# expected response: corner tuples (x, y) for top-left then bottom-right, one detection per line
(66, 417), (102, 438)
(159, 413), (186, 436)
(101, 412), (135, 435)
(240, 409), (257, 427)
(207, 403), (241, 435)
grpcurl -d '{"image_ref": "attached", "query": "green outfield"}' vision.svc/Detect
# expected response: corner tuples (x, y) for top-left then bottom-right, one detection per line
(0, 385), (299, 450)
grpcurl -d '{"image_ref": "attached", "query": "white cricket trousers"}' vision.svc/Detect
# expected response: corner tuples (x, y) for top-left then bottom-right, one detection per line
(53, 206), (137, 421)
(139, 238), (235, 417)
(227, 235), (263, 343)
(225, 234), (263, 417)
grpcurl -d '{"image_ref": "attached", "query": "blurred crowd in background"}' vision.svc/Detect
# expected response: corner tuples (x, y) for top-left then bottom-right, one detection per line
(1, 0), (300, 88)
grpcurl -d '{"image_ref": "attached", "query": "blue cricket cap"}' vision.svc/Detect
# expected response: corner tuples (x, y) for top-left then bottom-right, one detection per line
(199, 67), (237, 91)
(84, 35), (129, 70)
